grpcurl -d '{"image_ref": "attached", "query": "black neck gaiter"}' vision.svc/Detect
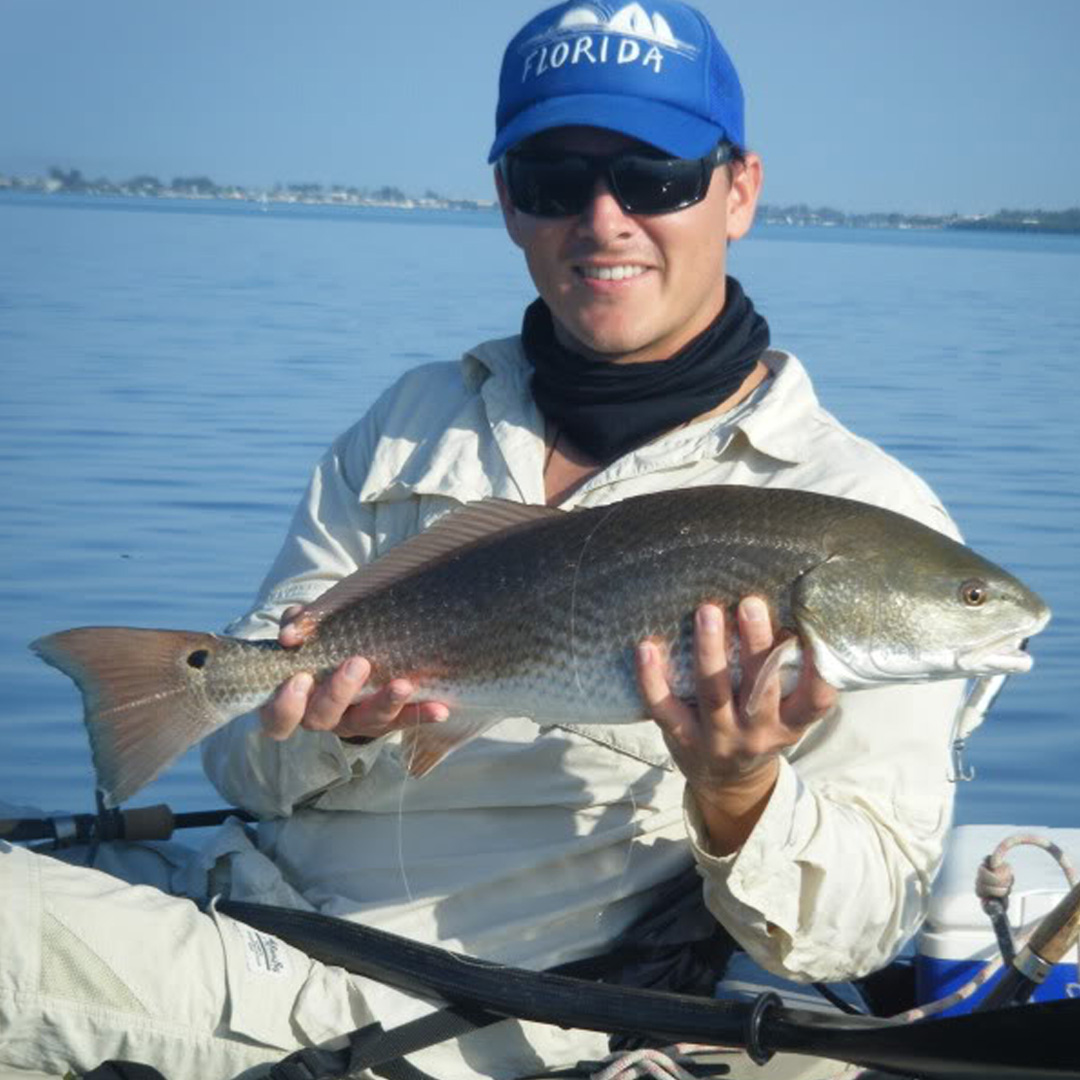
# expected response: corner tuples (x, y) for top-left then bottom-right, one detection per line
(523, 276), (770, 464)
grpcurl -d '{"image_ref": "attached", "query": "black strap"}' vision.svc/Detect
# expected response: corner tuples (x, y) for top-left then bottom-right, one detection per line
(268, 1046), (348, 1080)
(265, 950), (648, 1080)
(81, 1064), (169, 1080)
(269, 1008), (497, 1080)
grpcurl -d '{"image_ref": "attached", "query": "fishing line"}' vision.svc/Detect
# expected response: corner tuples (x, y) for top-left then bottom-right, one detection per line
(391, 715), (546, 975)
(600, 781), (642, 928)
(395, 709), (421, 907)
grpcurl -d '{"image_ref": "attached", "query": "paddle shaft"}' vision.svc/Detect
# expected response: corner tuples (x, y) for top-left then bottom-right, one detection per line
(217, 900), (1080, 1080)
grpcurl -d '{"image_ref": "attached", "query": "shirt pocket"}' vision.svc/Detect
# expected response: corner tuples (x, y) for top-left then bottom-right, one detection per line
(211, 902), (374, 1050)
(892, 788), (950, 840)
(369, 494), (465, 557)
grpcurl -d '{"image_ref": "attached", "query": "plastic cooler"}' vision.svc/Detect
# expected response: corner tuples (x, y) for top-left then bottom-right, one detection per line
(915, 824), (1080, 1015)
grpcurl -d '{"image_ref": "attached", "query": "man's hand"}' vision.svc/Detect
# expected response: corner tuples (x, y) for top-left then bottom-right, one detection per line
(259, 606), (449, 742)
(636, 598), (836, 855)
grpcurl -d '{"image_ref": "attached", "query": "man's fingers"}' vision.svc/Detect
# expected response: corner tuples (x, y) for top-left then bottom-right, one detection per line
(737, 596), (777, 719)
(301, 656), (371, 731)
(259, 649), (453, 743)
(278, 604), (304, 647)
(693, 604), (731, 713)
(780, 652), (838, 730)
(351, 678), (415, 729)
(737, 596), (774, 660)
(636, 641), (692, 734)
(261, 672), (314, 740)
(411, 700), (452, 725)
(278, 603), (319, 648)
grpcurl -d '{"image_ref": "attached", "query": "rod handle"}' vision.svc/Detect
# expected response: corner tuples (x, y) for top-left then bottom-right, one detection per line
(120, 804), (176, 841)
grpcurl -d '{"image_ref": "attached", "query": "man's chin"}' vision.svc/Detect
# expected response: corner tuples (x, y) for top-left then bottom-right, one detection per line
(557, 319), (658, 362)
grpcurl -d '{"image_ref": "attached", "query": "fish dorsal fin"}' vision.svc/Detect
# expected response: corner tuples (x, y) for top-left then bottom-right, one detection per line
(294, 499), (564, 632)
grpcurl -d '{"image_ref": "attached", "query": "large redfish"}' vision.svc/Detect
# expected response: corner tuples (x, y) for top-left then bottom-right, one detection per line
(32, 486), (1050, 807)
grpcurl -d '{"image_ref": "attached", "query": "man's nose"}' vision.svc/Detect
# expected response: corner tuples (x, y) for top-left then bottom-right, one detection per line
(576, 176), (635, 241)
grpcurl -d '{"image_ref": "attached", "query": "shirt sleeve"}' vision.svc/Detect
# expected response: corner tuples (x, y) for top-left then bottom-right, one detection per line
(201, 423), (388, 818)
(686, 677), (964, 983)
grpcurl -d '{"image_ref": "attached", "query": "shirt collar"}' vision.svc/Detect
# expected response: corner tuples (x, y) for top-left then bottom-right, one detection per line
(731, 350), (820, 466)
(462, 341), (825, 469)
(366, 341), (820, 507)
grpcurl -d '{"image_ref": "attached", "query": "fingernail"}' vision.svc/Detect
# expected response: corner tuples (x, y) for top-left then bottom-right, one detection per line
(388, 681), (410, 703)
(698, 605), (721, 633)
(637, 642), (655, 666)
(282, 615), (315, 643)
(291, 672), (313, 696)
(344, 657), (368, 681)
(742, 597), (768, 623)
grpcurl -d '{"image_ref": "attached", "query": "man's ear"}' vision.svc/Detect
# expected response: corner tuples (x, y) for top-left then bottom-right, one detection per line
(726, 152), (763, 242)
(495, 167), (525, 250)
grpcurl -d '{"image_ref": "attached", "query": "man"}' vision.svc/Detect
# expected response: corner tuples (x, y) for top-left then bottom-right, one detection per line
(0, 3), (964, 1078)
(205, 0), (961, 1058)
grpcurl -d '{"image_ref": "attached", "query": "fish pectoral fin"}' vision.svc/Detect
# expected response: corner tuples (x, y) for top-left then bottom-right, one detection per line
(399, 712), (507, 777)
(744, 636), (804, 717)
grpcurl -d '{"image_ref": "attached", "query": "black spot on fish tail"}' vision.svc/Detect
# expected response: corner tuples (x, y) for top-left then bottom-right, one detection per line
(187, 649), (209, 669)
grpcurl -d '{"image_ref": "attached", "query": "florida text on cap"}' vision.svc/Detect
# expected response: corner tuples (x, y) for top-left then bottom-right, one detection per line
(489, 1), (746, 163)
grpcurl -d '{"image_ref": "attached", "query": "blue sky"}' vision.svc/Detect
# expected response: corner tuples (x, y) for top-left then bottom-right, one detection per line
(2, 0), (1077, 215)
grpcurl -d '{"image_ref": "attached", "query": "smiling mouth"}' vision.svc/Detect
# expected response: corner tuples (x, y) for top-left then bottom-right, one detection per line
(576, 265), (648, 282)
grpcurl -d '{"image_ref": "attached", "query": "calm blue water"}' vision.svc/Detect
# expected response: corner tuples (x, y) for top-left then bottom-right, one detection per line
(1, 192), (1077, 832)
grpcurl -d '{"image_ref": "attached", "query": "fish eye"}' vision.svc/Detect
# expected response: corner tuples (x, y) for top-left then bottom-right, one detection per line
(959, 579), (989, 607)
(187, 649), (210, 669)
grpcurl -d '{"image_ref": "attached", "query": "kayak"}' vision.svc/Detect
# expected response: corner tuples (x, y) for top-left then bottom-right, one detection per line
(4, 804), (1078, 1080)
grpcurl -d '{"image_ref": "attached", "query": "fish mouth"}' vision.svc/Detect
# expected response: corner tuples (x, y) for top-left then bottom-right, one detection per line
(956, 610), (1051, 675)
(958, 641), (1033, 675)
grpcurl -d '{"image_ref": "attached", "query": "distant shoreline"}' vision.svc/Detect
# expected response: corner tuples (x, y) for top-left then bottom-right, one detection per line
(3, 167), (1078, 235)
(0, 168), (496, 215)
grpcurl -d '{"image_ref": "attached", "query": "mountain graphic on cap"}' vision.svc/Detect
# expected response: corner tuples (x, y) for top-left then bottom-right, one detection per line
(524, 3), (699, 58)
(554, 4), (689, 52)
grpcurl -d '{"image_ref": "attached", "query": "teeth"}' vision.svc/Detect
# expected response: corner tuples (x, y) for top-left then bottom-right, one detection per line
(579, 265), (647, 281)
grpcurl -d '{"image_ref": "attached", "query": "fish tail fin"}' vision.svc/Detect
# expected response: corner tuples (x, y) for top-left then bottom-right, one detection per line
(31, 627), (231, 807)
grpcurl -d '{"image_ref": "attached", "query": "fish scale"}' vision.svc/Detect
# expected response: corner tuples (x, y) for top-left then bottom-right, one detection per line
(293, 489), (821, 716)
(31, 485), (1050, 806)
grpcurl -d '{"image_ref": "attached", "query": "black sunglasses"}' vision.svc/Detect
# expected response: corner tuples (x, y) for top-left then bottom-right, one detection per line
(500, 142), (734, 219)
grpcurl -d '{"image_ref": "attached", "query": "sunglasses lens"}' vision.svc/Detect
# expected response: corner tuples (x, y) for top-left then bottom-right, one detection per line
(506, 151), (711, 218)
(505, 156), (593, 217)
(611, 156), (706, 215)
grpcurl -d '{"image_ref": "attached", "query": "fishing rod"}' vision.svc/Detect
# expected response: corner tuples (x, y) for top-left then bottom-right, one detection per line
(977, 879), (1080, 1011)
(0, 803), (254, 848)
(218, 899), (1080, 1080)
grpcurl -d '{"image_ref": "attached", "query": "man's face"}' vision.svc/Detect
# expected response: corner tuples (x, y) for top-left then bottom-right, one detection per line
(497, 127), (762, 364)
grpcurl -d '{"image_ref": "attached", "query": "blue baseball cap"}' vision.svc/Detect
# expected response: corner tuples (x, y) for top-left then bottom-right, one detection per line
(488, 1), (745, 163)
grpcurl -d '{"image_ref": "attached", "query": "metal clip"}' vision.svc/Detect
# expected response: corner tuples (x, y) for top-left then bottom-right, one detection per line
(948, 736), (976, 783)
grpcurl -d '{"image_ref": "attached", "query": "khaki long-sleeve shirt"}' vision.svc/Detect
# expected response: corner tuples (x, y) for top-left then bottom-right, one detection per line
(204, 337), (964, 987)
